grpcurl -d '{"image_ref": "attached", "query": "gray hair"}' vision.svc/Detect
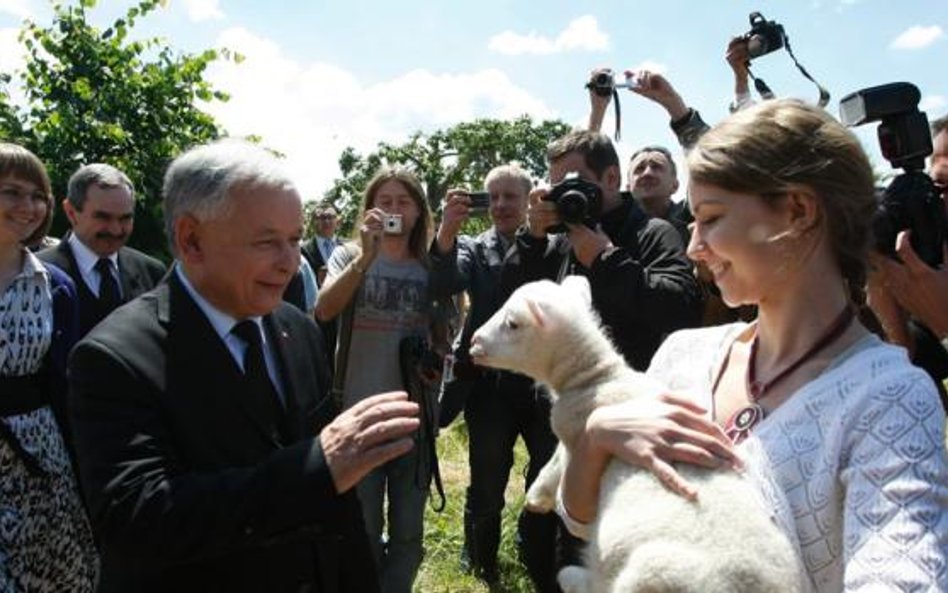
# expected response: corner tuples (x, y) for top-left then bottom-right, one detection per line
(162, 139), (297, 251)
(932, 114), (948, 138)
(67, 163), (135, 209)
(484, 162), (533, 196)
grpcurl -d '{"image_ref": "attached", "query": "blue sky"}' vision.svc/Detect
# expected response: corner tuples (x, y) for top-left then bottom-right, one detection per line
(1, 0), (946, 200)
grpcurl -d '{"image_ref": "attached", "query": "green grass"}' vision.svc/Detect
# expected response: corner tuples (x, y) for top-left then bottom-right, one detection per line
(414, 419), (536, 593)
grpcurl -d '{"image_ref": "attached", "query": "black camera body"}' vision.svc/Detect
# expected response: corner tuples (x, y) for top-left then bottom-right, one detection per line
(840, 83), (932, 171)
(542, 173), (603, 233)
(743, 12), (785, 59)
(840, 82), (946, 267)
(462, 191), (491, 217)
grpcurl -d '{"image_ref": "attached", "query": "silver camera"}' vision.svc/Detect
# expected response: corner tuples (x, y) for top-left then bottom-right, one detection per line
(383, 214), (403, 235)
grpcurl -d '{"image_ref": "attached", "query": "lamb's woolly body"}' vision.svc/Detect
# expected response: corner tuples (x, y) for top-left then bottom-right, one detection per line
(470, 278), (807, 593)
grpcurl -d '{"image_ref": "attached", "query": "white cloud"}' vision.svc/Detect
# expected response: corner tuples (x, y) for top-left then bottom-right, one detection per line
(0, 0), (32, 19)
(889, 25), (944, 50)
(921, 95), (947, 114)
(204, 27), (556, 200)
(0, 27), (23, 73)
(629, 60), (667, 75)
(182, 0), (224, 23)
(489, 15), (608, 55)
(0, 28), (29, 110)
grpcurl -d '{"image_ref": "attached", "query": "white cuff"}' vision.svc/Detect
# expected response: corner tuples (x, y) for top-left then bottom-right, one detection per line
(556, 484), (593, 541)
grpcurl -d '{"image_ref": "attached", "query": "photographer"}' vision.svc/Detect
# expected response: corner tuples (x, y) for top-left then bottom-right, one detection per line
(588, 69), (755, 327)
(867, 114), (948, 403)
(518, 130), (702, 372)
(314, 168), (436, 593)
(430, 164), (560, 591)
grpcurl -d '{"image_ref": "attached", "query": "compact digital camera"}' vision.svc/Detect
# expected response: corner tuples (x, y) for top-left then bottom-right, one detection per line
(840, 82), (946, 267)
(462, 191), (491, 217)
(542, 173), (603, 233)
(383, 213), (403, 235)
(586, 70), (643, 98)
(742, 12), (785, 59)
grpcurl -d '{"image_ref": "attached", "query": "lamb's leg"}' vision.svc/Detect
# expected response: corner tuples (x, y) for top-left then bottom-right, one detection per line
(524, 443), (566, 512)
(557, 565), (591, 593)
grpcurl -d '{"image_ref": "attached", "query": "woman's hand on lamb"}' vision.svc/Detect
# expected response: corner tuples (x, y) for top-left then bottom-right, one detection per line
(584, 393), (739, 500)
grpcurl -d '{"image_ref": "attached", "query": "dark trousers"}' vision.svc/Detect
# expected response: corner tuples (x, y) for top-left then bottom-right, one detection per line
(463, 372), (562, 592)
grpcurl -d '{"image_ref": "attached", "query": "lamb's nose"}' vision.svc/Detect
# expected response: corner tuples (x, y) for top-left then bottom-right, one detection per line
(469, 334), (484, 357)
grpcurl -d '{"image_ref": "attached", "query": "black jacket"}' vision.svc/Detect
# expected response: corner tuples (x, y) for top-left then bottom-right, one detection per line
(516, 195), (702, 370)
(37, 238), (167, 337)
(68, 272), (378, 593)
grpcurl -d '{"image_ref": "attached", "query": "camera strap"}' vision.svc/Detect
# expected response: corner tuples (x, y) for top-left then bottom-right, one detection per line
(586, 79), (622, 140)
(612, 87), (621, 141)
(747, 32), (830, 108)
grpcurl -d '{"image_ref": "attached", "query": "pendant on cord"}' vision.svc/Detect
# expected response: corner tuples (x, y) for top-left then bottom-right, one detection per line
(724, 403), (765, 444)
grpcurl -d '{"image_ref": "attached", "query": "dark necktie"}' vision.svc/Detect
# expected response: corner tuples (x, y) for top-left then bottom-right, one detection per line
(95, 258), (121, 310)
(231, 320), (287, 440)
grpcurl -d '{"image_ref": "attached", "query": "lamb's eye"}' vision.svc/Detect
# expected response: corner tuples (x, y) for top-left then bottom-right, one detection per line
(505, 316), (519, 331)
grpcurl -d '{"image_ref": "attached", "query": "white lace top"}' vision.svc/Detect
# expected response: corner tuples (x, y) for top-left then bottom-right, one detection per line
(648, 324), (948, 593)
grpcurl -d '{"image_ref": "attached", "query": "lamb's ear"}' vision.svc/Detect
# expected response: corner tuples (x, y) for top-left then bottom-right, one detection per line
(524, 298), (547, 329)
(561, 275), (592, 308)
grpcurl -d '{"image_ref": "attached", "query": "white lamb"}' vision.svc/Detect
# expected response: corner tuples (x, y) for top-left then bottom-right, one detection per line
(469, 276), (807, 593)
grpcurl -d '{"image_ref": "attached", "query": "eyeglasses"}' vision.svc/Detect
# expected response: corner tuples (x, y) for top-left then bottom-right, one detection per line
(315, 214), (337, 221)
(0, 184), (48, 206)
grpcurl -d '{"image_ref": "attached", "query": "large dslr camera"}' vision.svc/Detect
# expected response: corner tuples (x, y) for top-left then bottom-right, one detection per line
(742, 12), (785, 59)
(542, 173), (603, 233)
(840, 82), (946, 267)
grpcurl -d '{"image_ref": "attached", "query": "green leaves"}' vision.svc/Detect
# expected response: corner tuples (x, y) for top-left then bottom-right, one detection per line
(325, 117), (570, 236)
(0, 0), (232, 259)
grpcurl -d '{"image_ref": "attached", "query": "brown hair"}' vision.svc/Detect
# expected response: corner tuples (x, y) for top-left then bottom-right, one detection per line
(547, 130), (620, 178)
(687, 99), (876, 297)
(359, 167), (433, 265)
(0, 143), (54, 246)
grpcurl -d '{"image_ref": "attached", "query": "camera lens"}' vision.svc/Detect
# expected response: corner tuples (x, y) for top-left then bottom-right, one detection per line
(556, 190), (588, 224)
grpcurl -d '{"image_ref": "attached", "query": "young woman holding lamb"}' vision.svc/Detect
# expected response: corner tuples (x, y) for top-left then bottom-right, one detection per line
(560, 99), (947, 592)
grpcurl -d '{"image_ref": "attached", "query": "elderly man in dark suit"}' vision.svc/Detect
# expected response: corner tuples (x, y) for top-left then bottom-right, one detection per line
(68, 140), (420, 593)
(38, 163), (166, 336)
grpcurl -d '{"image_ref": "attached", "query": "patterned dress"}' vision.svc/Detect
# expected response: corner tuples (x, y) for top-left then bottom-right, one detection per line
(0, 252), (98, 592)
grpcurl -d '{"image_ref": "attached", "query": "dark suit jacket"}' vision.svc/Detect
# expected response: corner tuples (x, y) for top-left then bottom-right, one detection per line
(68, 272), (379, 593)
(300, 236), (342, 283)
(301, 236), (342, 363)
(37, 237), (167, 337)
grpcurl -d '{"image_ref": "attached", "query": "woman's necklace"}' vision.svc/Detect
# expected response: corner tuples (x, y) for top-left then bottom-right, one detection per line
(722, 306), (855, 444)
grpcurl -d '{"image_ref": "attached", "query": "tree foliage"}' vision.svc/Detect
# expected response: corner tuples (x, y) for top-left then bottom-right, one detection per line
(0, 0), (231, 258)
(324, 116), (571, 236)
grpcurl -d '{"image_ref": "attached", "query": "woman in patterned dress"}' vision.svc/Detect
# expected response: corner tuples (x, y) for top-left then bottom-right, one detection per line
(557, 100), (947, 591)
(0, 143), (98, 591)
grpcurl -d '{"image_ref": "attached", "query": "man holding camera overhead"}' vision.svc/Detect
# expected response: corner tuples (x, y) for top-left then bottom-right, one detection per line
(520, 130), (702, 372)
(431, 164), (561, 591)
